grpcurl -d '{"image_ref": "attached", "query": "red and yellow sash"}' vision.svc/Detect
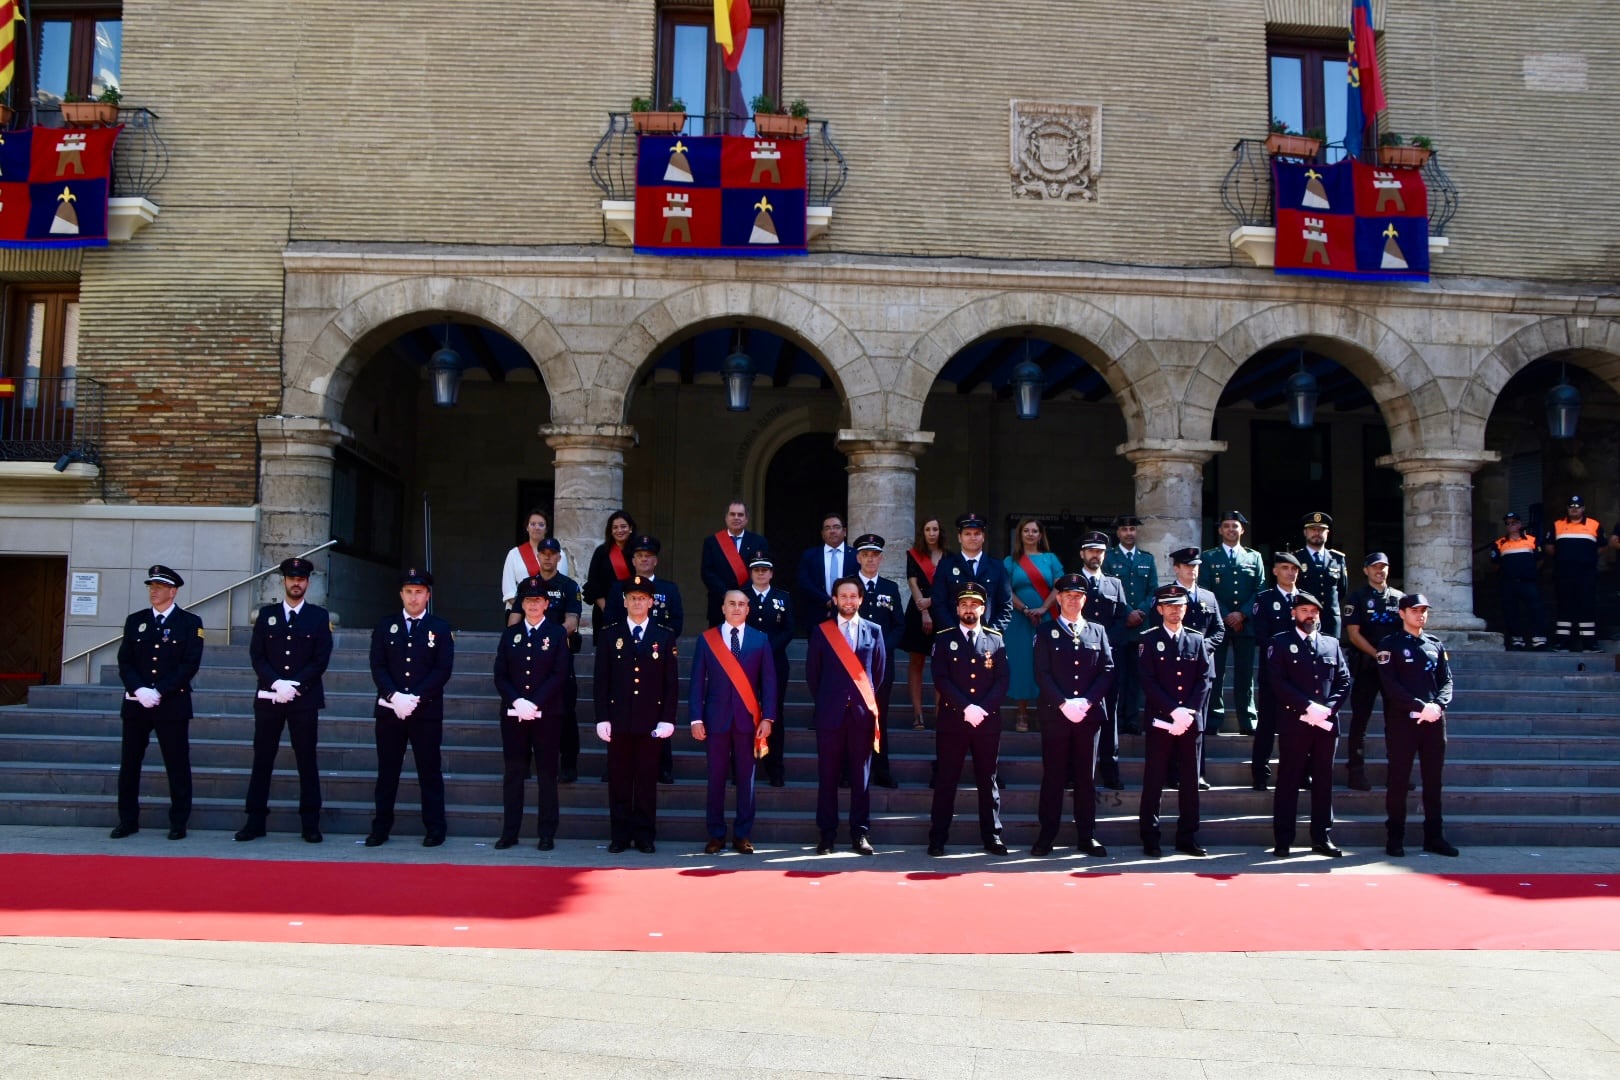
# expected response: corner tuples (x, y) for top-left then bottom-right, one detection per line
(819, 620), (882, 752)
(1017, 553), (1052, 604)
(909, 548), (936, 586)
(702, 626), (768, 758)
(608, 544), (631, 581)
(715, 530), (749, 586)
(518, 543), (542, 578)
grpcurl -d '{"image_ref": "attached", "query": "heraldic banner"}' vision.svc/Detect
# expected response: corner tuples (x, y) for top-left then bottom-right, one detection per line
(0, 126), (122, 248)
(1273, 158), (1428, 282)
(634, 134), (807, 257)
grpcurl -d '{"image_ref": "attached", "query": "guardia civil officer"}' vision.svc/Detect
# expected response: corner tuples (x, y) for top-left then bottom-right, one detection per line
(1491, 511), (1546, 651)
(1102, 515), (1156, 734)
(1295, 512), (1350, 638)
(237, 557), (333, 843)
(1265, 591), (1352, 858)
(1197, 510), (1264, 734)
(1343, 552), (1404, 791)
(1153, 548), (1224, 791)
(1248, 552), (1304, 792)
(745, 553), (795, 787)
(1074, 531), (1131, 790)
(366, 568), (455, 848)
(932, 512), (1014, 634)
(699, 499), (766, 628)
(527, 538), (584, 782)
(1136, 584), (1215, 858)
(603, 535), (682, 784)
(1030, 574), (1115, 857)
(1376, 593), (1458, 858)
(855, 533), (905, 788)
(1547, 495), (1619, 651)
(111, 565), (205, 840)
(927, 582), (1011, 856)
(594, 575), (680, 854)
(492, 576), (571, 850)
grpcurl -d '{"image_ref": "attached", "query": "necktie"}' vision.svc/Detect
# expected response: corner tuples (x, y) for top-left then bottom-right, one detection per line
(843, 620), (855, 648)
(633, 624), (644, 643)
(734, 534), (743, 552)
(406, 617), (417, 636)
(286, 608), (297, 628)
(967, 630), (976, 649)
(865, 579), (877, 598)
(730, 627), (741, 656)
(827, 549), (839, 593)
(156, 613), (167, 629)
(969, 557), (978, 576)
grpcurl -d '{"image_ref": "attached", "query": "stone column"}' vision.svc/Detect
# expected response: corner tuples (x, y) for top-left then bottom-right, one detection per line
(540, 422), (638, 598)
(257, 415), (349, 609)
(1119, 439), (1227, 578)
(1377, 449), (1499, 632)
(837, 429), (935, 581)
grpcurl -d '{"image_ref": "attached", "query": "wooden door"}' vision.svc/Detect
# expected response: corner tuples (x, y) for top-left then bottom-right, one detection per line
(0, 557), (67, 705)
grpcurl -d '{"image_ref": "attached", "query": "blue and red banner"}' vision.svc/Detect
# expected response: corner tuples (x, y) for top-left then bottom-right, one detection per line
(0, 125), (122, 248)
(1274, 157), (1428, 282)
(1345, 0), (1387, 160)
(634, 134), (807, 257)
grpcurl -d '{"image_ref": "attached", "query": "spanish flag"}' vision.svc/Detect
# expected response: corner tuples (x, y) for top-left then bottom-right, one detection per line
(0, 1), (17, 94)
(713, 0), (751, 73)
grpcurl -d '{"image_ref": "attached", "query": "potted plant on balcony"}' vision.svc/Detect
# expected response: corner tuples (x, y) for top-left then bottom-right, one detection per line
(61, 85), (120, 127)
(1264, 118), (1321, 159)
(630, 95), (687, 135)
(751, 94), (808, 138)
(1378, 132), (1433, 168)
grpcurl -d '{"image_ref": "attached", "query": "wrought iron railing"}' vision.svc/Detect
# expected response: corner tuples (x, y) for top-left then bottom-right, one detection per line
(0, 375), (102, 464)
(1221, 137), (1459, 237)
(590, 112), (848, 207)
(22, 105), (169, 199)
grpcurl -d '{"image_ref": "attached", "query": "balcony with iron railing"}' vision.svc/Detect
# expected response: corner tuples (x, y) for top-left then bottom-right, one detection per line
(17, 105), (169, 241)
(1220, 137), (1459, 268)
(589, 111), (848, 244)
(0, 375), (104, 497)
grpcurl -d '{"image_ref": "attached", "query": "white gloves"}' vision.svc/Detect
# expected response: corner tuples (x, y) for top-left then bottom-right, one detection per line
(1059, 698), (1090, 724)
(1169, 707), (1196, 736)
(389, 693), (420, 719)
(511, 697), (540, 722)
(1418, 702), (1443, 724)
(653, 722), (675, 739)
(963, 704), (987, 728)
(1303, 701), (1334, 730)
(596, 721), (612, 742)
(133, 687), (161, 709)
(270, 679), (300, 704)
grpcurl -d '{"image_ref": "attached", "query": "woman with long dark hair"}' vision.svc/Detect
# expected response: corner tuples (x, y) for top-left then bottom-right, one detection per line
(583, 510), (637, 631)
(898, 515), (947, 729)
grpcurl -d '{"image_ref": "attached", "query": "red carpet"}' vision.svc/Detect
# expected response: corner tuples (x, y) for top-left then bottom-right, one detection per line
(1, 854), (1615, 953)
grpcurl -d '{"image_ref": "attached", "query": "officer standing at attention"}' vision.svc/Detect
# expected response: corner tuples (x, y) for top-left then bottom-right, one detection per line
(594, 575), (680, 854)
(1198, 510), (1264, 735)
(529, 538), (584, 783)
(237, 557), (333, 844)
(111, 565), (205, 840)
(1136, 584), (1215, 858)
(927, 583), (1010, 856)
(1547, 495), (1620, 651)
(1154, 549), (1224, 792)
(805, 577), (887, 855)
(1102, 515), (1156, 735)
(932, 512), (1014, 634)
(689, 589), (777, 854)
(1265, 591), (1352, 858)
(1343, 552), (1404, 792)
(1376, 593), (1458, 858)
(366, 568), (456, 848)
(1295, 512), (1350, 639)
(855, 533), (904, 789)
(745, 553), (795, 787)
(1030, 574), (1115, 857)
(603, 535), (683, 784)
(1491, 511), (1547, 651)
(1248, 552), (1303, 792)
(1075, 532), (1131, 790)
(700, 499), (766, 628)
(492, 576), (571, 851)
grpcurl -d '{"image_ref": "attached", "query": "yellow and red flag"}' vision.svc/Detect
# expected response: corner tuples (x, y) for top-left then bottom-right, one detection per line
(713, 0), (751, 72)
(0, 0), (18, 94)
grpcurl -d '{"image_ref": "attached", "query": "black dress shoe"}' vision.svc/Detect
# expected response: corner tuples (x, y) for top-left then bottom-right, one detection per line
(537, 838), (554, 851)
(635, 839), (656, 854)
(1423, 838), (1460, 857)
(983, 840), (1009, 856)
(815, 840), (835, 855)
(872, 774), (899, 789)
(1078, 839), (1108, 857)
(768, 774), (785, 788)
(1251, 779), (1269, 792)
(1312, 841), (1344, 858)
(494, 837), (518, 850)
(109, 823), (138, 839)
(927, 844), (946, 857)
(422, 835), (445, 848)
(234, 824), (266, 842)
(1030, 841), (1053, 857)
(853, 835), (874, 856)
(1143, 844), (1163, 858)
(1174, 842), (1208, 857)
(364, 833), (388, 847)
(558, 768), (577, 785)
(659, 770), (675, 785)
(302, 828), (324, 844)
(1386, 841), (1406, 857)
(1272, 845), (1293, 858)
(167, 827), (187, 840)
(1347, 771), (1372, 791)
(1197, 778), (1212, 791)
(1102, 774), (1125, 792)
(607, 839), (629, 854)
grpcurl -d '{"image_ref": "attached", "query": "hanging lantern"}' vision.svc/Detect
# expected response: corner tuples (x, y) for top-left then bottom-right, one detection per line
(1287, 367), (1320, 429)
(428, 323), (462, 408)
(1546, 374), (1581, 440)
(1011, 338), (1045, 420)
(722, 327), (755, 412)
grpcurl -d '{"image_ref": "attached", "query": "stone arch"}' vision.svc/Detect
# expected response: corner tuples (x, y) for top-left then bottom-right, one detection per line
(598, 282), (876, 427)
(896, 291), (1164, 442)
(282, 276), (576, 421)
(1456, 316), (1620, 452)
(1185, 303), (1436, 455)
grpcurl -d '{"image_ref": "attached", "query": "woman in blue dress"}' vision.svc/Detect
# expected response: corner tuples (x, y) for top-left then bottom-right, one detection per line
(1003, 518), (1063, 731)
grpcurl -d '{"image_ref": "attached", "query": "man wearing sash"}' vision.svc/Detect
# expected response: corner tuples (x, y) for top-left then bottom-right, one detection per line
(594, 575), (680, 854)
(805, 576), (887, 855)
(927, 583), (1011, 856)
(1031, 574), (1115, 857)
(854, 533), (905, 789)
(690, 589), (778, 853)
(746, 554), (795, 786)
(700, 500), (766, 628)
(492, 577), (572, 850)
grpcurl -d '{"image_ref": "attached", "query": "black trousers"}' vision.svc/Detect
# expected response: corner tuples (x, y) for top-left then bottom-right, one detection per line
(1139, 724), (1200, 846)
(607, 730), (661, 844)
(118, 706), (191, 828)
(1095, 698), (1122, 785)
(244, 704), (321, 829)
(928, 712), (1002, 847)
(559, 673), (579, 772)
(1555, 571), (1597, 644)
(1346, 656), (1384, 773)
(1251, 679), (1277, 782)
(1385, 713), (1447, 842)
(1036, 714), (1100, 845)
(1273, 717), (1338, 847)
(502, 715), (561, 841)
(1115, 636), (1142, 731)
(1211, 634), (1257, 728)
(372, 712), (446, 838)
(1500, 578), (1545, 644)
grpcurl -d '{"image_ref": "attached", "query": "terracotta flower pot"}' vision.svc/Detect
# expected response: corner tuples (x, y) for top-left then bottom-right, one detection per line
(60, 101), (119, 127)
(632, 111), (687, 135)
(753, 113), (808, 138)
(1377, 144), (1432, 169)
(1264, 132), (1322, 159)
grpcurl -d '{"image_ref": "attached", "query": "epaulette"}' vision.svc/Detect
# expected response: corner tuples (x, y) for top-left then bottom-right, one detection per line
(983, 627), (1003, 636)
(935, 626), (954, 634)
(1329, 548), (1346, 557)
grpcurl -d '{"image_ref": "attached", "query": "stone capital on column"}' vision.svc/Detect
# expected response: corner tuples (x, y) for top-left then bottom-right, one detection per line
(257, 415), (350, 608)
(1376, 448), (1500, 633)
(837, 429), (933, 579)
(1117, 439), (1228, 578)
(540, 423), (638, 601)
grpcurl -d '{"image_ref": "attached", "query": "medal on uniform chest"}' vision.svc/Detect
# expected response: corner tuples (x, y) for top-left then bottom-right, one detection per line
(651, 643), (660, 659)
(138, 622), (147, 632)
(390, 623), (400, 634)
(427, 631), (437, 648)
(983, 655), (993, 669)
(615, 638), (624, 650)
(1289, 643), (1299, 654)
(541, 637), (551, 650)
(268, 615), (278, 626)
(512, 633), (522, 645)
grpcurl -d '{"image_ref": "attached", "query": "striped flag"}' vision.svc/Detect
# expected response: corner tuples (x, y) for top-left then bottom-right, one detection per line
(1345, 0), (1387, 159)
(713, 0), (751, 72)
(0, 1), (17, 94)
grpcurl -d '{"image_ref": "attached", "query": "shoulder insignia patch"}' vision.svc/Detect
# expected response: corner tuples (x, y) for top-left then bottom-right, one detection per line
(197, 628), (206, 638)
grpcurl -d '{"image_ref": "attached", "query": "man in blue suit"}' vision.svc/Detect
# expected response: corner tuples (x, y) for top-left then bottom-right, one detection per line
(804, 576), (886, 855)
(932, 511), (1014, 634)
(1265, 590), (1353, 858)
(796, 511), (857, 636)
(700, 500), (767, 628)
(690, 589), (778, 854)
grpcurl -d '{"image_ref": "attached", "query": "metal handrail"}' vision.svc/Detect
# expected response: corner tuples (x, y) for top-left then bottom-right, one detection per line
(61, 539), (338, 683)
(1221, 137), (1460, 237)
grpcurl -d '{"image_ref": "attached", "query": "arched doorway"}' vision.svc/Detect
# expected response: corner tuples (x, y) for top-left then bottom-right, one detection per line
(761, 431), (847, 566)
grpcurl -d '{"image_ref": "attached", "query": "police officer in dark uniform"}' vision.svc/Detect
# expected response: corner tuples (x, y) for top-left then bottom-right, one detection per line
(1249, 552), (1304, 792)
(1295, 512), (1350, 639)
(1265, 590), (1352, 858)
(855, 533), (905, 788)
(927, 582), (1010, 856)
(1376, 593), (1458, 858)
(932, 512), (1014, 634)
(529, 538), (584, 782)
(493, 576), (572, 850)
(1548, 495), (1618, 651)
(1030, 573), (1115, 857)
(1343, 552), (1404, 791)
(745, 553), (794, 787)
(594, 575), (680, 854)
(604, 535), (683, 783)
(112, 565), (205, 840)
(1154, 548), (1224, 791)
(1074, 531), (1131, 790)
(366, 568), (456, 848)
(1136, 584), (1215, 858)
(1491, 511), (1546, 651)
(237, 557), (333, 843)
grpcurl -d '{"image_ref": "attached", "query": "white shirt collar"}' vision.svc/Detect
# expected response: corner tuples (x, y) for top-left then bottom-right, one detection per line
(838, 614), (860, 629)
(152, 603), (176, 618)
(1223, 543), (1240, 557)
(725, 620), (748, 634)
(402, 609), (422, 622)
(284, 600), (305, 617)
(525, 617), (545, 631)
(859, 572), (879, 585)
(627, 616), (650, 631)
(826, 544), (843, 555)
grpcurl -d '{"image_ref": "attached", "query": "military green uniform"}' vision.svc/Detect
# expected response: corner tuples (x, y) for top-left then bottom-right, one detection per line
(1197, 543), (1265, 731)
(1102, 543), (1157, 731)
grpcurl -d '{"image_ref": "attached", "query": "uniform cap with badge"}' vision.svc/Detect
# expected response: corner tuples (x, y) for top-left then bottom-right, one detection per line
(853, 533), (885, 552)
(278, 557), (314, 578)
(399, 567), (434, 587)
(536, 538), (562, 553)
(143, 564), (184, 588)
(1153, 584), (1190, 606)
(1218, 509), (1249, 526)
(957, 582), (988, 604)
(1079, 531), (1109, 550)
(1503, 510), (1522, 523)
(630, 534), (661, 554)
(1053, 573), (1088, 593)
(1114, 515), (1142, 527)
(1568, 495), (1585, 507)
(748, 553), (774, 569)
(1272, 551), (1302, 567)
(1169, 546), (1202, 566)
(622, 574), (658, 596)
(955, 511), (987, 531)
(516, 576), (548, 600)
(1292, 590), (1324, 610)
(1300, 511), (1333, 528)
